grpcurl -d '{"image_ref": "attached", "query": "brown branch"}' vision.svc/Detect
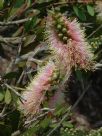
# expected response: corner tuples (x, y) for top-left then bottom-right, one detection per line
(0, 36), (26, 44)
(0, 18), (32, 26)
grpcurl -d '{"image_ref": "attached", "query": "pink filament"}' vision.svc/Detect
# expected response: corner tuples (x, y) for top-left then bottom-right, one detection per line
(20, 62), (55, 115)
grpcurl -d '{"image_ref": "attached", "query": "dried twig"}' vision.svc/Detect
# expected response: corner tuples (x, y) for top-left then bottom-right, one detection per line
(16, 70), (26, 86)
(0, 18), (32, 26)
(94, 63), (102, 69)
(25, 108), (54, 126)
(47, 107), (71, 136)
(11, 130), (21, 136)
(0, 36), (26, 44)
(0, 105), (7, 118)
(12, 86), (25, 91)
(87, 24), (102, 39)
(15, 44), (48, 64)
(0, 108), (16, 119)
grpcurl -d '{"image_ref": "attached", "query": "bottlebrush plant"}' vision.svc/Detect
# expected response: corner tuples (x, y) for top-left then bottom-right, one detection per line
(19, 10), (94, 116)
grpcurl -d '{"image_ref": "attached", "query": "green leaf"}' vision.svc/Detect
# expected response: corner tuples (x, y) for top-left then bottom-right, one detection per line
(87, 5), (95, 16)
(73, 6), (86, 21)
(5, 89), (12, 104)
(73, 6), (79, 17)
(55, 105), (67, 117)
(62, 121), (74, 128)
(23, 34), (36, 47)
(14, 0), (25, 8)
(3, 72), (18, 79)
(0, 91), (4, 101)
(50, 123), (57, 128)
(24, 17), (39, 32)
(22, 123), (39, 136)
(78, 9), (86, 21)
(0, 0), (4, 9)
(40, 117), (51, 129)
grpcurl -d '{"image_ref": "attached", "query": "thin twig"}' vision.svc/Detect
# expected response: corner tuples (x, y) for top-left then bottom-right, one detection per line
(0, 36), (26, 44)
(5, 58), (15, 74)
(87, 24), (102, 39)
(0, 105), (7, 118)
(12, 86), (25, 91)
(11, 130), (21, 136)
(71, 81), (91, 112)
(94, 63), (102, 70)
(0, 108), (16, 119)
(28, 58), (43, 64)
(15, 44), (48, 64)
(47, 107), (71, 136)
(25, 110), (52, 126)
(0, 18), (32, 26)
(16, 70), (26, 86)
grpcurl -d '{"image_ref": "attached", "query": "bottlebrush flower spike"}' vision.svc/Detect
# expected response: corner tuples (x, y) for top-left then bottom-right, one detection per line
(46, 11), (94, 71)
(62, 15), (94, 69)
(19, 61), (57, 115)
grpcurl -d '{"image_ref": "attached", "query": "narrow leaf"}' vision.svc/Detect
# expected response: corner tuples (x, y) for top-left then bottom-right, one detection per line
(5, 89), (12, 104)
(87, 5), (95, 16)
(0, 91), (4, 101)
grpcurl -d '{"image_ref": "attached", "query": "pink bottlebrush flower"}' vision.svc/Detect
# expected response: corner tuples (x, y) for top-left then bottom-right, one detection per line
(19, 61), (56, 115)
(62, 16), (94, 69)
(64, 18), (85, 42)
(46, 14), (93, 71)
(68, 40), (93, 69)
